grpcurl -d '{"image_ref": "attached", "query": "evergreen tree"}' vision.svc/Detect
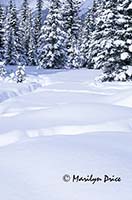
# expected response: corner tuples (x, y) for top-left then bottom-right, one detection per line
(16, 65), (26, 83)
(95, 0), (120, 75)
(80, 8), (95, 68)
(39, 0), (66, 69)
(117, 0), (132, 78)
(63, 0), (81, 68)
(126, 1), (132, 66)
(86, 0), (104, 69)
(34, 0), (43, 64)
(99, 0), (132, 81)
(20, 0), (31, 65)
(92, 0), (103, 26)
(0, 61), (7, 79)
(4, 0), (18, 65)
(0, 5), (5, 61)
(28, 10), (37, 65)
(15, 21), (27, 65)
(34, 0), (43, 48)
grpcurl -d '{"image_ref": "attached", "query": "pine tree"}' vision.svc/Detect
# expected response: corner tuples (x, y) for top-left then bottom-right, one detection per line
(28, 10), (37, 66)
(0, 4), (5, 61)
(4, 0), (18, 65)
(63, 0), (81, 68)
(95, 0), (120, 77)
(86, 0), (104, 69)
(34, 0), (43, 48)
(126, 1), (132, 67)
(15, 21), (26, 65)
(39, 0), (66, 69)
(11, 3), (26, 65)
(92, 0), (103, 26)
(34, 0), (43, 65)
(80, 8), (95, 68)
(16, 65), (26, 83)
(116, 0), (132, 80)
(0, 61), (7, 79)
(99, 0), (132, 81)
(20, 0), (31, 65)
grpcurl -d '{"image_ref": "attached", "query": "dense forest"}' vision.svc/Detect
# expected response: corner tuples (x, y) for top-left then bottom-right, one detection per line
(0, 0), (132, 81)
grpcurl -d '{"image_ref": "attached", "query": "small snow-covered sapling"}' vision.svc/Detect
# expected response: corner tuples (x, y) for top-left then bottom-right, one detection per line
(0, 61), (7, 79)
(16, 65), (26, 83)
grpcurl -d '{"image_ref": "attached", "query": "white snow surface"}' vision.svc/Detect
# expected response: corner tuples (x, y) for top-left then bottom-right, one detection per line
(0, 67), (132, 200)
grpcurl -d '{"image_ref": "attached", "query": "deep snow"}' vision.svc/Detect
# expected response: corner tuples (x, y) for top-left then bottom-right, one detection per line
(0, 68), (132, 200)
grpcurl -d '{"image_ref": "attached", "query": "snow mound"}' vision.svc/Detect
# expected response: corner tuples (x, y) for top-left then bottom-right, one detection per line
(0, 68), (132, 200)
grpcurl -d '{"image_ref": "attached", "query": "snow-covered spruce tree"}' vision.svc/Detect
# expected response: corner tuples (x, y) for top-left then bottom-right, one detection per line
(0, 61), (7, 79)
(86, 0), (104, 69)
(4, 0), (18, 65)
(99, 0), (132, 81)
(0, 4), (5, 61)
(95, 0), (121, 77)
(20, 0), (31, 65)
(63, 0), (82, 68)
(34, 0), (43, 64)
(15, 21), (27, 65)
(126, 1), (132, 67)
(114, 0), (132, 80)
(92, 0), (103, 26)
(80, 8), (95, 68)
(16, 65), (26, 83)
(28, 10), (37, 66)
(39, 0), (66, 69)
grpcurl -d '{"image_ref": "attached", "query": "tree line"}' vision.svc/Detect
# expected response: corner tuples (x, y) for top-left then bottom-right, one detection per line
(0, 0), (132, 81)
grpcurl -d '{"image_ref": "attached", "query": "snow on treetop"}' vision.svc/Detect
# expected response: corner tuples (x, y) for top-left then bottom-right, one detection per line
(127, 39), (132, 44)
(129, 45), (132, 53)
(114, 40), (125, 47)
(121, 52), (129, 60)
(128, 2), (132, 10)
(0, 61), (5, 66)
(17, 65), (25, 70)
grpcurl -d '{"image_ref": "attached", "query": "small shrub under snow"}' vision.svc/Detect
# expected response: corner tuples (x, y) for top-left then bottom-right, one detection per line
(15, 65), (26, 83)
(0, 61), (7, 80)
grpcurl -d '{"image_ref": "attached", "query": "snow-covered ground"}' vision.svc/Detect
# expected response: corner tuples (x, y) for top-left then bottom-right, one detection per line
(0, 68), (132, 200)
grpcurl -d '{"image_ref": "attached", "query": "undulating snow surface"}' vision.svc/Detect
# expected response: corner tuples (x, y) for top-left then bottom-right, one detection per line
(0, 68), (132, 200)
